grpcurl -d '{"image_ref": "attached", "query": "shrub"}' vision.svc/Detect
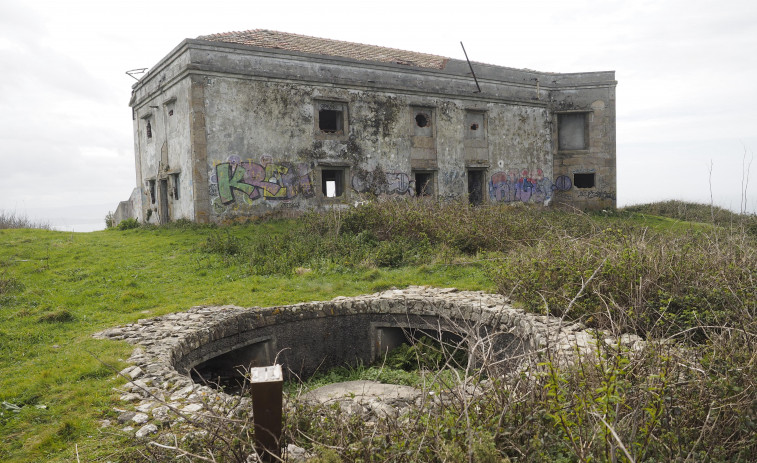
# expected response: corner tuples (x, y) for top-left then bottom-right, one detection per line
(491, 224), (756, 338)
(0, 210), (50, 230)
(116, 217), (140, 230)
(202, 230), (245, 256)
(37, 309), (74, 323)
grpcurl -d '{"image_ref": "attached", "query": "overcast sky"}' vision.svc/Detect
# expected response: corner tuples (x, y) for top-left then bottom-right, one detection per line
(1, 0), (755, 231)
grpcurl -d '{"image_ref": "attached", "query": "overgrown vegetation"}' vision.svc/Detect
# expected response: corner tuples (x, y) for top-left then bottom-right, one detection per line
(132, 313), (757, 462)
(0, 210), (50, 230)
(0, 199), (755, 461)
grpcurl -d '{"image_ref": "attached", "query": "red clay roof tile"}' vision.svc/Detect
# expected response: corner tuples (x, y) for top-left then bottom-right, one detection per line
(196, 29), (449, 70)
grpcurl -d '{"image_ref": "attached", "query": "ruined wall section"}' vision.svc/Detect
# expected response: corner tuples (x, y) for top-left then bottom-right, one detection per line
(130, 45), (198, 223)
(550, 74), (617, 209)
(128, 40), (617, 224)
(192, 42), (567, 221)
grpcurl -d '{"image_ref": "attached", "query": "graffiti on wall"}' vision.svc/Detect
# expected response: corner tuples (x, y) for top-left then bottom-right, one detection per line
(351, 167), (415, 196)
(210, 155), (315, 205)
(577, 190), (616, 200)
(488, 169), (572, 204)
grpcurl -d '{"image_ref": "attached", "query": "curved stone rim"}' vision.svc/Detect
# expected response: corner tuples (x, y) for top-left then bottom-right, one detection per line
(94, 286), (644, 436)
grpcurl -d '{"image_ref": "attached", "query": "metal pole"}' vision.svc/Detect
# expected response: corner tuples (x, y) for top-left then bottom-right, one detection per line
(250, 364), (283, 462)
(460, 42), (482, 93)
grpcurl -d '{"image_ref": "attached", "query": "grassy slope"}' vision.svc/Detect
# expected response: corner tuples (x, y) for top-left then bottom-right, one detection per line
(1, 202), (752, 461)
(0, 224), (491, 462)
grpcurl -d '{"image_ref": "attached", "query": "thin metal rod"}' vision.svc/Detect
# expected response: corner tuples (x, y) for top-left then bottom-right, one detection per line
(460, 42), (481, 93)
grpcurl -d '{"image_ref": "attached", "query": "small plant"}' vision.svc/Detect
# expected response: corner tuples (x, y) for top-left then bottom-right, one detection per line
(117, 217), (140, 230)
(0, 210), (50, 230)
(104, 211), (115, 229)
(37, 309), (74, 323)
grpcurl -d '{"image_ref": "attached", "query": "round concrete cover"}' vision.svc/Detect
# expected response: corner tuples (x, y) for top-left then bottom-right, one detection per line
(302, 380), (420, 405)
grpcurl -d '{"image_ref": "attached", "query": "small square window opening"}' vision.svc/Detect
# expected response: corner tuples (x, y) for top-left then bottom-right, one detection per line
(321, 169), (344, 197)
(319, 109), (343, 134)
(573, 173), (595, 189)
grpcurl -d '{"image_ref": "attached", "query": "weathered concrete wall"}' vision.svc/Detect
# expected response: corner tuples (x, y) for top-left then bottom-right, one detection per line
(127, 39), (617, 223)
(550, 84), (617, 208)
(130, 44), (197, 224)
(132, 77), (196, 224)
(112, 188), (140, 225)
(202, 76), (557, 221)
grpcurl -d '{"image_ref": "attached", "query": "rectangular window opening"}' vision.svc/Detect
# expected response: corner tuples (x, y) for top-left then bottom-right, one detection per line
(321, 169), (344, 198)
(558, 113), (587, 150)
(319, 109), (343, 134)
(171, 173), (180, 200)
(467, 170), (485, 205)
(573, 173), (595, 189)
(414, 172), (434, 197)
(147, 179), (156, 204)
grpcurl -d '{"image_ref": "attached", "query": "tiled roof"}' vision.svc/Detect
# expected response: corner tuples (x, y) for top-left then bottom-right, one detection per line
(196, 29), (449, 70)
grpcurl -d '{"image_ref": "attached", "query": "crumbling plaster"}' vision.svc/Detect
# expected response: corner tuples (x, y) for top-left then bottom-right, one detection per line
(126, 37), (617, 224)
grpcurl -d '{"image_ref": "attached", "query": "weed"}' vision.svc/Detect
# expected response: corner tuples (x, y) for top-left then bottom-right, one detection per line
(104, 211), (115, 229)
(37, 309), (74, 323)
(116, 217), (140, 230)
(0, 210), (50, 230)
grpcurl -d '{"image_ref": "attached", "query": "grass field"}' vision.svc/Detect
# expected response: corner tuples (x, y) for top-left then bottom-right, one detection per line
(0, 201), (754, 462)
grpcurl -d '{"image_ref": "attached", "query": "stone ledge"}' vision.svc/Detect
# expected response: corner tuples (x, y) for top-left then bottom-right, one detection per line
(94, 286), (644, 437)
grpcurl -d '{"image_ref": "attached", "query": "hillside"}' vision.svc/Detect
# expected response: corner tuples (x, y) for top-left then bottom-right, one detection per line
(0, 201), (754, 462)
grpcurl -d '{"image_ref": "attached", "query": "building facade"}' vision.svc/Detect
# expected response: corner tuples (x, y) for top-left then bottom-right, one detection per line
(121, 30), (617, 224)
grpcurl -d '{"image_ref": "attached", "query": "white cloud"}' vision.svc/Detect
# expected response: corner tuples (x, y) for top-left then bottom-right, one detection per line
(1, 0), (756, 229)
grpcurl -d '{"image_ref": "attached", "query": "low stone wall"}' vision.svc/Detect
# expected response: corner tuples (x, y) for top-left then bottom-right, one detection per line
(94, 286), (644, 438)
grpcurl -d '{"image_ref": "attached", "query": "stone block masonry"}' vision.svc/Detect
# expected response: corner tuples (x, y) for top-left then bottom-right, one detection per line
(94, 286), (642, 438)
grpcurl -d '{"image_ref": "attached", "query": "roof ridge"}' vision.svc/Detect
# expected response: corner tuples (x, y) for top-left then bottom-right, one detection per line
(195, 29), (450, 70)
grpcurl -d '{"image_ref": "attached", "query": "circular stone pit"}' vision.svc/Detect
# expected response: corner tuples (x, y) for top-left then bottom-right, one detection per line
(95, 286), (644, 436)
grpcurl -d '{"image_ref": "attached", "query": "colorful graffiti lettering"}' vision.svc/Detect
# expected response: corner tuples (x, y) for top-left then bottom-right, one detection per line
(488, 170), (572, 204)
(211, 156), (314, 205)
(351, 168), (415, 196)
(577, 190), (616, 200)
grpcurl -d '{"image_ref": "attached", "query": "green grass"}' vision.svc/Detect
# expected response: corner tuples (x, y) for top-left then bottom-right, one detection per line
(0, 222), (492, 462)
(0, 200), (754, 461)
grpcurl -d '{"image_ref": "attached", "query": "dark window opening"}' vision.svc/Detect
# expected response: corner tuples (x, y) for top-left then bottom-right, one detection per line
(470, 123), (479, 131)
(168, 109), (174, 116)
(147, 179), (156, 204)
(171, 173), (180, 200)
(414, 172), (433, 197)
(558, 113), (587, 150)
(322, 169), (344, 197)
(319, 109), (343, 133)
(415, 113), (429, 128)
(468, 170), (485, 205)
(159, 179), (169, 224)
(146, 120), (152, 139)
(573, 173), (595, 189)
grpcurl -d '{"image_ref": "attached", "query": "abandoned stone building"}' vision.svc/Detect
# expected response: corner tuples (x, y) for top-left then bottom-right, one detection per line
(117, 29), (617, 224)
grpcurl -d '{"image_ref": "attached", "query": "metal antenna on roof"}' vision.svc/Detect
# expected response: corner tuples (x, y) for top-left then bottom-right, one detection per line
(460, 42), (481, 93)
(126, 68), (148, 81)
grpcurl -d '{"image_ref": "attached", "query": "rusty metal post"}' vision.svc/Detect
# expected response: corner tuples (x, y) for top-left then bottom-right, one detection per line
(249, 364), (283, 462)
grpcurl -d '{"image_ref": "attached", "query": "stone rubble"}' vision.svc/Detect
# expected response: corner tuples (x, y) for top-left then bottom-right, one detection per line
(93, 286), (644, 443)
